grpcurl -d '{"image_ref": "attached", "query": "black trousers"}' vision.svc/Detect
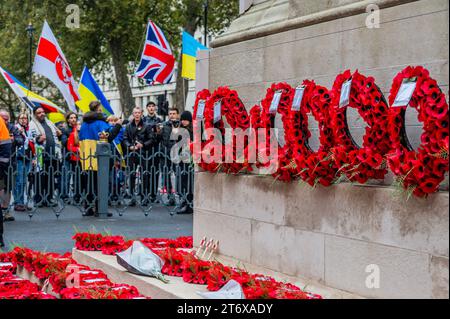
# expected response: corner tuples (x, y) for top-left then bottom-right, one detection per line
(178, 163), (194, 205)
(62, 160), (82, 202)
(128, 152), (159, 199)
(142, 153), (159, 199)
(34, 159), (60, 204)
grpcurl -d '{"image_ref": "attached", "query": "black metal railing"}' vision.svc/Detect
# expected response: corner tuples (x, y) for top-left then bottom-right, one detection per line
(3, 142), (195, 218)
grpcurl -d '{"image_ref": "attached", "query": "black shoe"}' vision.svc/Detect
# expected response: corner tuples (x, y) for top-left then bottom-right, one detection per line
(0, 237), (5, 248)
(83, 209), (95, 217)
(176, 205), (193, 215)
(3, 212), (15, 222)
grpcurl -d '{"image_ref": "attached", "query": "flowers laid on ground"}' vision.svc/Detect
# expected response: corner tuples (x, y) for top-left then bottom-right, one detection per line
(1, 234), (324, 300)
(0, 247), (147, 300)
(0, 275), (57, 299)
(159, 248), (188, 277)
(191, 66), (449, 198)
(73, 233), (194, 255)
(72, 233), (322, 300)
(1, 252), (56, 299)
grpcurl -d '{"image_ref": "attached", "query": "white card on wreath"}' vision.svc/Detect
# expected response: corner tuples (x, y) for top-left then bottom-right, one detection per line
(339, 79), (352, 108)
(213, 100), (222, 124)
(292, 86), (306, 111)
(196, 100), (206, 120)
(392, 78), (417, 107)
(269, 91), (283, 114)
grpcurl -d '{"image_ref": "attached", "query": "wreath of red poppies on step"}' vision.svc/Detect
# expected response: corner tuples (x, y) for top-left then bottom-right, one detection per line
(387, 66), (449, 197)
(203, 86), (252, 174)
(192, 89), (220, 173)
(330, 70), (391, 184)
(289, 80), (339, 187)
(251, 83), (297, 182)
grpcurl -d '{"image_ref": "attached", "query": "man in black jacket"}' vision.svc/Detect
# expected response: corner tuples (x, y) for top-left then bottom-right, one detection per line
(143, 102), (163, 202)
(144, 101), (163, 130)
(159, 108), (180, 205)
(123, 107), (157, 205)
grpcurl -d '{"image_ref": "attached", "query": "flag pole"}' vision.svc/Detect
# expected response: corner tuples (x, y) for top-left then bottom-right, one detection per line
(25, 22), (35, 115)
(182, 77), (187, 110)
(203, 0), (209, 47)
(26, 22), (35, 91)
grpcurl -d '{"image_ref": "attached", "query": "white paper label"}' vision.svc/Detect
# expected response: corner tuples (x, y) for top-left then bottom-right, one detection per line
(78, 270), (100, 275)
(292, 86), (306, 111)
(213, 100), (222, 124)
(392, 78), (417, 107)
(0, 262), (13, 267)
(269, 91), (283, 114)
(339, 79), (352, 108)
(196, 100), (206, 120)
(83, 278), (108, 284)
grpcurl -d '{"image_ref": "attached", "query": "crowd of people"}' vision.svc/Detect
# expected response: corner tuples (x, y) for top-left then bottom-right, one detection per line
(0, 101), (195, 248)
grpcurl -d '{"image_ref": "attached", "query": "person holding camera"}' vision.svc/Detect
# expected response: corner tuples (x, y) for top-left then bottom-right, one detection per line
(123, 107), (156, 206)
(144, 101), (163, 129)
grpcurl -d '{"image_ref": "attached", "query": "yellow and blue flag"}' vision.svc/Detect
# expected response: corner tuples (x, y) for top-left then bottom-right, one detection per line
(181, 31), (208, 80)
(76, 66), (114, 115)
(0, 65), (66, 123)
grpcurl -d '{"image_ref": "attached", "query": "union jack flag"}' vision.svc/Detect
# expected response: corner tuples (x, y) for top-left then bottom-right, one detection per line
(135, 21), (175, 85)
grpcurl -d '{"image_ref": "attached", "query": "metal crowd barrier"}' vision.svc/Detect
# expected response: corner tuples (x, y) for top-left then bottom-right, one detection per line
(3, 142), (195, 218)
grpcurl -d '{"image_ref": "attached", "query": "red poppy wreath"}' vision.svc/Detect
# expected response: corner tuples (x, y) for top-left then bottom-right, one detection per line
(290, 80), (339, 187)
(203, 86), (252, 174)
(387, 66), (449, 197)
(192, 89), (221, 173)
(330, 70), (391, 184)
(250, 83), (297, 182)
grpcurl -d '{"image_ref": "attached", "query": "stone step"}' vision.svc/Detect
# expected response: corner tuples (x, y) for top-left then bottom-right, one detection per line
(72, 249), (207, 299)
(72, 248), (364, 299)
(211, 253), (364, 299)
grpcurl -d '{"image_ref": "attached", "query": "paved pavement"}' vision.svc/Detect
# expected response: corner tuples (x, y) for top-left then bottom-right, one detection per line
(1, 204), (193, 254)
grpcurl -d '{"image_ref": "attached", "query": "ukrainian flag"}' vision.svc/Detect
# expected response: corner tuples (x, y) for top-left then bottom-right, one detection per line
(76, 66), (114, 115)
(181, 31), (208, 80)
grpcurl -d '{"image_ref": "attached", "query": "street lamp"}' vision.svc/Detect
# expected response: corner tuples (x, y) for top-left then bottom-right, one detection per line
(26, 22), (35, 91)
(203, 0), (209, 47)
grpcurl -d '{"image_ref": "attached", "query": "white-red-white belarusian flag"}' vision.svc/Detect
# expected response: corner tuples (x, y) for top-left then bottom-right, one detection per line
(33, 20), (80, 112)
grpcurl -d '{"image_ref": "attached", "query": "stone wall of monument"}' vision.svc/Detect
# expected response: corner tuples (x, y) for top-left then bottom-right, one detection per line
(208, 0), (449, 154)
(194, 172), (449, 298)
(193, 0), (449, 299)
